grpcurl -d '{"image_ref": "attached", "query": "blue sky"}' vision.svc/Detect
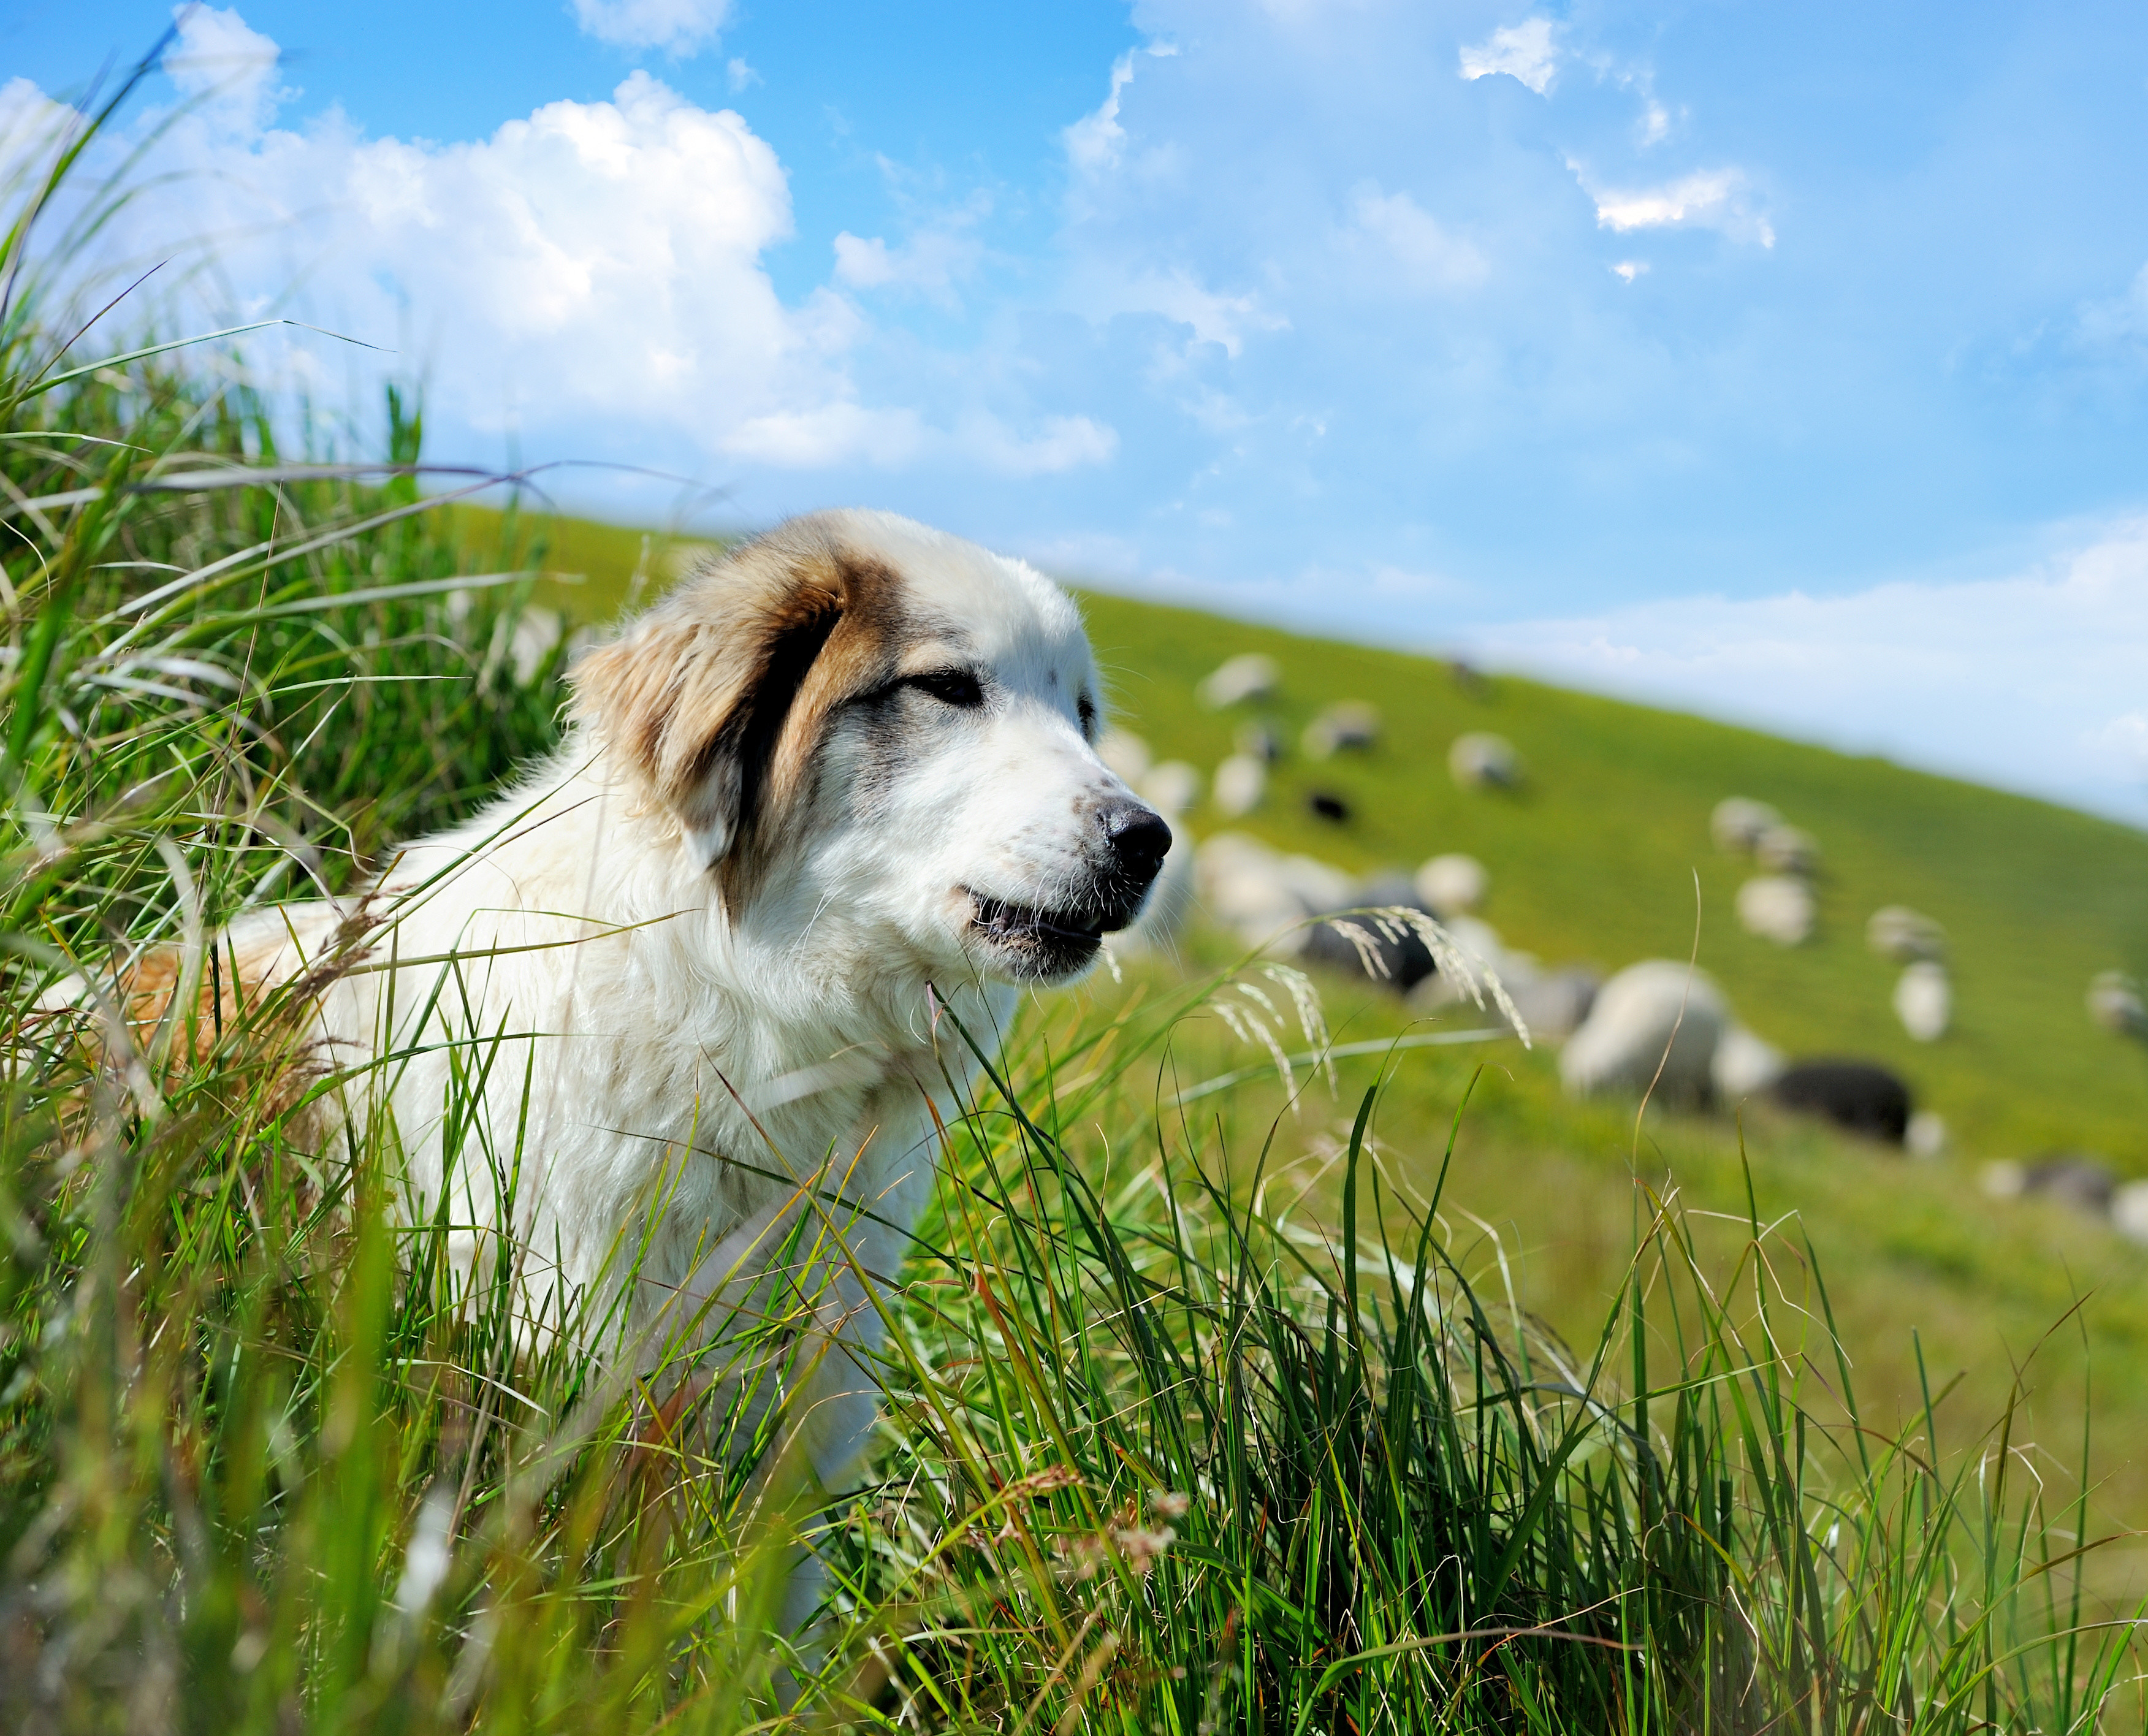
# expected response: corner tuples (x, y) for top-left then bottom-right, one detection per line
(7, 1), (2148, 820)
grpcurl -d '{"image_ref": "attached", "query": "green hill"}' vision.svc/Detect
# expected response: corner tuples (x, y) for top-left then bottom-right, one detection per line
(457, 502), (2148, 1550)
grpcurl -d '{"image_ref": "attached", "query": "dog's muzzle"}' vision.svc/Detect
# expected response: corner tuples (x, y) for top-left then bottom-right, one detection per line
(964, 799), (1172, 980)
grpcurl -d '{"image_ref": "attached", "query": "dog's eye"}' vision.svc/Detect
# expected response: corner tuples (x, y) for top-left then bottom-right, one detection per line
(906, 669), (984, 709)
(1077, 693), (1097, 738)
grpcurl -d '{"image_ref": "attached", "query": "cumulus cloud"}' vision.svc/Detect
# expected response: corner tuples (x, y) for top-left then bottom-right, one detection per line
(17, 18), (1118, 489)
(162, 5), (287, 133)
(1573, 162), (1775, 247)
(1346, 184), (1487, 291)
(830, 199), (986, 308)
(1469, 520), (2148, 821)
(1458, 19), (1560, 96)
(570, 0), (730, 55)
(1063, 44), (1177, 175)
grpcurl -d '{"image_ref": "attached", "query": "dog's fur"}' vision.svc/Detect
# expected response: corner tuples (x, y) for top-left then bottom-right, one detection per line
(108, 509), (1163, 1526)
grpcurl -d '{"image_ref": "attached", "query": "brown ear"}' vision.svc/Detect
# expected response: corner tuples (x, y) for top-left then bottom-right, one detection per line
(571, 530), (893, 874)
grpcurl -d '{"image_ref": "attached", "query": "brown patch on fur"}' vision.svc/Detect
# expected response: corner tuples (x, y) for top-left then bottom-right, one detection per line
(571, 514), (908, 902)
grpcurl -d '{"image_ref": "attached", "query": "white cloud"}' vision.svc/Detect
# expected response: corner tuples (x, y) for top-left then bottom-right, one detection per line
(1611, 259), (1647, 282)
(16, 20), (1121, 487)
(1574, 163), (1775, 248)
(1063, 44), (1177, 175)
(1087, 267), (1289, 358)
(1469, 520), (2148, 821)
(725, 57), (760, 94)
(162, 5), (287, 134)
(1458, 20), (1560, 96)
(831, 215), (983, 307)
(570, 0), (729, 55)
(1347, 184), (1487, 291)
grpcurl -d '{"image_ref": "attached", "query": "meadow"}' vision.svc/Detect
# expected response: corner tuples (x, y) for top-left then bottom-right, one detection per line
(7, 78), (2148, 1732)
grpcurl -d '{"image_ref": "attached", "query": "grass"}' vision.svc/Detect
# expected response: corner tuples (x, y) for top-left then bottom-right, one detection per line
(6, 51), (2148, 1731)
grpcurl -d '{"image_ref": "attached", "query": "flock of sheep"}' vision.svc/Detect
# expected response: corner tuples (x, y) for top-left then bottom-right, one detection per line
(1102, 650), (2148, 1241)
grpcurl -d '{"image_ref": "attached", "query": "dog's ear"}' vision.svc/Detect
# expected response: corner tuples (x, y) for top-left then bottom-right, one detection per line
(572, 538), (890, 874)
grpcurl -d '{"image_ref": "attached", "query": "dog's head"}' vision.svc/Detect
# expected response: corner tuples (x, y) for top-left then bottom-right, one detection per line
(572, 509), (1168, 984)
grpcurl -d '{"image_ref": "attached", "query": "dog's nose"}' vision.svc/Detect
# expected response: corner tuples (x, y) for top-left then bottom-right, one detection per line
(1101, 800), (1172, 888)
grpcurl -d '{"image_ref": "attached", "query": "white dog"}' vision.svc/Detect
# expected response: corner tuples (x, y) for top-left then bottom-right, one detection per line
(102, 509), (1168, 1581)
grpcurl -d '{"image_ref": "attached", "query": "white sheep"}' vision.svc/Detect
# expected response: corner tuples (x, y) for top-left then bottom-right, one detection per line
(1198, 653), (1280, 709)
(1111, 760), (1203, 957)
(1754, 824), (1821, 875)
(1303, 701), (1381, 758)
(1867, 905), (1946, 963)
(1894, 960), (1951, 1042)
(1710, 797), (1780, 854)
(2112, 1179), (2148, 1246)
(1712, 1024), (1786, 1100)
(1194, 832), (1354, 953)
(2088, 970), (2148, 1040)
(1211, 753), (1268, 818)
(1413, 852), (1488, 915)
(1449, 731), (1523, 790)
(1736, 874), (1816, 946)
(1560, 961), (1729, 1101)
(1097, 727), (1152, 786)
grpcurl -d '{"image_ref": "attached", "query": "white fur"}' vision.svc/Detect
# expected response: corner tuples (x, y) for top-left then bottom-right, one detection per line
(212, 512), (1152, 1506)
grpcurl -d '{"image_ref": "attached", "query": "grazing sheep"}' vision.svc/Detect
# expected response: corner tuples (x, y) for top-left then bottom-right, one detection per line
(1235, 720), (1286, 763)
(1736, 874), (1816, 946)
(1754, 824), (1821, 875)
(1097, 727), (1152, 786)
(1194, 832), (1353, 953)
(1198, 652), (1279, 709)
(1905, 1111), (1947, 1158)
(1710, 797), (1780, 854)
(1302, 875), (1438, 991)
(1307, 790), (1352, 823)
(1712, 1024), (1787, 1101)
(1411, 913), (1520, 1011)
(1769, 1060), (1912, 1145)
(1867, 905), (1947, 964)
(1559, 961), (1729, 1102)
(1303, 701), (1381, 758)
(1500, 967), (1600, 1042)
(1894, 961), (1951, 1042)
(1982, 1154), (2116, 1217)
(1449, 731), (1523, 790)
(1413, 852), (1488, 916)
(1211, 753), (1267, 818)
(1140, 760), (1202, 817)
(2111, 1181), (2148, 1246)
(2088, 970), (2148, 1040)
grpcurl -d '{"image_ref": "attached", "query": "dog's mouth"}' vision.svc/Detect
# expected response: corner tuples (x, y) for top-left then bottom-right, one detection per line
(962, 890), (1111, 980)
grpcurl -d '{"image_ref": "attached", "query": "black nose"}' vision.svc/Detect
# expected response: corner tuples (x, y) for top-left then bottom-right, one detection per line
(1102, 800), (1172, 888)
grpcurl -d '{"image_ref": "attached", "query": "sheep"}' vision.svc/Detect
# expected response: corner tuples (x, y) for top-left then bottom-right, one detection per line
(1211, 753), (1267, 818)
(1712, 1024), (1786, 1101)
(1140, 760), (1202, 817)
(1894, 961), (1951, 1042)
(1097, 726), (1152, 786)
(1905, 1111), (1947, 1158)
(1560, 961), (1729, 1102)
(1711, 797), (1780, 854)
(1198, 652), (1279, 709)
(1413, 852), (1487, 916)
(1302, 701), (1381, 759)
(1307, 790), (1352, 823)
(1768, 1060), (1912, 1145)
(1982, 1154), (2116, 1217)
(1867, 905), (1946, 963)
(2088, 970), (2148, 1040)
(1736, 875), (1815, 946)
(2111, 1181), (2148, 1246)
(1235, 720), (1285, 763)
(1449, 731), (1523, 790)
(1754, 824), (1821, 875)
(1301, 875), (1439, 991)
(1194, 832), (1354, 953)
(1110, 760), (1202, 958)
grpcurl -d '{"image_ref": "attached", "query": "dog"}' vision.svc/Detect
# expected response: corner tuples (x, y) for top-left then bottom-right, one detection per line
(87, 509), (1169, 1621)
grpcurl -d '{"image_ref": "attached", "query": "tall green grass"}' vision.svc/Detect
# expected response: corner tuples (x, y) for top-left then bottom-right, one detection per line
(2, 53), (2143, 1732)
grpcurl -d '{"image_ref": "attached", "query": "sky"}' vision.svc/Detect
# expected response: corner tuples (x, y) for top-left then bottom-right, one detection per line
(6, 0), (2148, 823)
